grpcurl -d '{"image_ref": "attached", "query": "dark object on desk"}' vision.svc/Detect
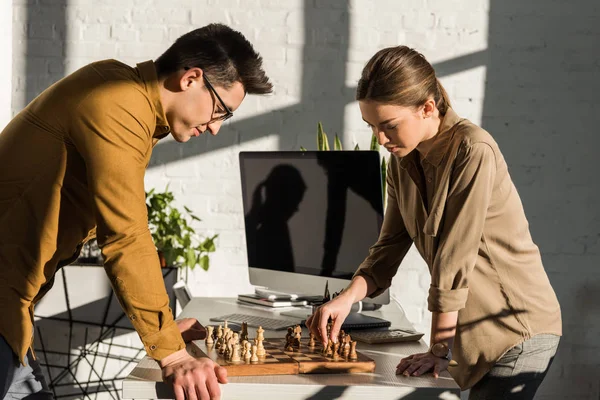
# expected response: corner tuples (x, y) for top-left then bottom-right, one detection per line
(351, 328), (424, 344)
(302, 312), (391, 330)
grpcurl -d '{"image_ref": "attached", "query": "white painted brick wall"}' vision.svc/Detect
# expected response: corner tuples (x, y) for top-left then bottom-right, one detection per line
(0, 1), (11, 127)
(7, 0), (600, 398)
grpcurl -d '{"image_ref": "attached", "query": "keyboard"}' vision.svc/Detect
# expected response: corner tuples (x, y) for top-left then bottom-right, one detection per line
(209, 313), (300, 331)
(350, 329), (424, 344)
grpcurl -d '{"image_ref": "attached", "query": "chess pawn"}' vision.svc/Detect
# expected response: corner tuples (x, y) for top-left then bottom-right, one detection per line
(231, 343), (241, 362)
(206, 326), (214, 345)
(325, 339), (333, 357)
(232, 332), (239, 345)
(332, 342), (341, 360)
(250, 344), (259, 362)
(308, 333), (316, 348)
(241, 340), (248, 357)
(349, 341), (358, 360)
(244, 342), (252, 361)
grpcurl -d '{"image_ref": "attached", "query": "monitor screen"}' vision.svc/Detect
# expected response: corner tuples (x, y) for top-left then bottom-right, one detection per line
(239, 151), (384, 281)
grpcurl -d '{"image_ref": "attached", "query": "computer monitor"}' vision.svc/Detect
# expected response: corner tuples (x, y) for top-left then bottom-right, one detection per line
(239, 151), (390, 305)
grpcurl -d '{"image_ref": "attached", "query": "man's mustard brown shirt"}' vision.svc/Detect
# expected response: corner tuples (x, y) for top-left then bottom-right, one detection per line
(0, 60), (185, 363)
(354, 108), (562, 390)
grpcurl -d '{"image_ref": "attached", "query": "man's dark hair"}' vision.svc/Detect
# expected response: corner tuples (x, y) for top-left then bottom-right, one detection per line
(155, 23), (272, 95)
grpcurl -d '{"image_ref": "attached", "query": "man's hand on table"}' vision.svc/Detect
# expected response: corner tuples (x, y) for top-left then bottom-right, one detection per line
(160, 349), (227, 400)
(176, 318), (207, 343)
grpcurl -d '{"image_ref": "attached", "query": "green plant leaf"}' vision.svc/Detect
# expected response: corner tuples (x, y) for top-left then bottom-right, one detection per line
(333, 134), (342, 151)
(199, 255), (210, 271)
(317, 122), (330, 151)
(370, 133), (379, 151)
(300, 146), (307, 151)
(354, 143), (360, 150)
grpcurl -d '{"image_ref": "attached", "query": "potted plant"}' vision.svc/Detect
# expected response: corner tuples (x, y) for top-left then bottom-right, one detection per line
(302, 122), (388, 205)
(145, 188), (218, 277)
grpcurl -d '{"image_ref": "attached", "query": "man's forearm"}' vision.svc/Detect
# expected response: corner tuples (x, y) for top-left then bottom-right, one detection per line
(430, 311), (458, 348)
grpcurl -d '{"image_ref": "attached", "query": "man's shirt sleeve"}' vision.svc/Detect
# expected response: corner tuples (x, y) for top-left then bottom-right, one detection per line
(69, 83), (185, 360)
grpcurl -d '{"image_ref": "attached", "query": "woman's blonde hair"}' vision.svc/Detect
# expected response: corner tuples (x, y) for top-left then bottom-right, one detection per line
(356, 46), (451, 114)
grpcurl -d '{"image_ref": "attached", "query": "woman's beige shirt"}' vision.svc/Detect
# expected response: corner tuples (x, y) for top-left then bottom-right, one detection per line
(354, 108), (562, 389)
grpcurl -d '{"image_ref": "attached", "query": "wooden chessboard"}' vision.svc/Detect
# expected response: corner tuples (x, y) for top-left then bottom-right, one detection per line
(190, 338), (375, 377)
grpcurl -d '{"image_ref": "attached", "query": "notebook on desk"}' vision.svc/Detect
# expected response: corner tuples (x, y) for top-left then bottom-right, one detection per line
(301, 312), (391, 330)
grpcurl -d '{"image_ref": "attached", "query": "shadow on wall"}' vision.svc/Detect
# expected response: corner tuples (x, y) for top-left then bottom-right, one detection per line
(149, 0), (352, 167)
(483, 0), (600, 398)
(22, 0), (67, 106)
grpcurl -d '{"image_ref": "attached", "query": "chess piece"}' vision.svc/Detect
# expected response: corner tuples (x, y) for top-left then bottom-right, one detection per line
(342, 335), (351, 358)
(285, 327), (293, 347)
(332, 342), (341, 360)
(293, 325), (302, 349)
(215, 328), (224, 350)
(206, 326), (214, 345)
(349, 341), (358, 360)
(324, 339), (333, 357)
(224, 320), (228, 330)
(241, 340), (248, 357)
(231, 343), (241, 362)
(256, 326), (266, 357)
(244, 342), (252, 361)
(250, 344), (259, 362)
(308, 332), (316, 348)
(241, 322), (249, 341)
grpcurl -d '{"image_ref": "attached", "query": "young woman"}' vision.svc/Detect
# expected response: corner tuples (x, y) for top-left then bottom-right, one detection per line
(306, 46), (562, 399)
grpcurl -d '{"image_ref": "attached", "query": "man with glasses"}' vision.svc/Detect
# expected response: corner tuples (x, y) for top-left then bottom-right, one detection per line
(0, 23), (272, 400)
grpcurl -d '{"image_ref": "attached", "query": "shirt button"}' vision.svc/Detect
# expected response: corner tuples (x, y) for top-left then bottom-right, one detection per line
(427, 177), (433, 183)
(130, 315), (136, 320)
(150, 345), (157, 350)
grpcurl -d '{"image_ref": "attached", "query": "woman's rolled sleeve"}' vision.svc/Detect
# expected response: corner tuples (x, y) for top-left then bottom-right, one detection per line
(428, 142), (496, 313)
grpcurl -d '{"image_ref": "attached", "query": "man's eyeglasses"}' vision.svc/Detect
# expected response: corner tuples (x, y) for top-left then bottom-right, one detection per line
(183, 67), (233, 123)
(203, 74), (233, 123)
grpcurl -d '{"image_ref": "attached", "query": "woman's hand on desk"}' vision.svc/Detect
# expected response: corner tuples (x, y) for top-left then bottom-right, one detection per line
(160, 349), (227, 400)
(306, 294), (354, 345)
(396, 352), (449, 378)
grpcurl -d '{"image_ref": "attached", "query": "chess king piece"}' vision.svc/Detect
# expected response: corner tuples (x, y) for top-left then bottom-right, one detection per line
(206, 326), (214, 345)
(349, 340), (358, 360)
(256, 326), (266, 357)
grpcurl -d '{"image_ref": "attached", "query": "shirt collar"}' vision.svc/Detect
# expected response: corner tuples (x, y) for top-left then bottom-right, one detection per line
(136, 60), (171, 139)
(399, 107), (463, 169)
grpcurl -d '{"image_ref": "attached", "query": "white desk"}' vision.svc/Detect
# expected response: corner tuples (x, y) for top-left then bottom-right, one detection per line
(122, 297), (460, 399)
